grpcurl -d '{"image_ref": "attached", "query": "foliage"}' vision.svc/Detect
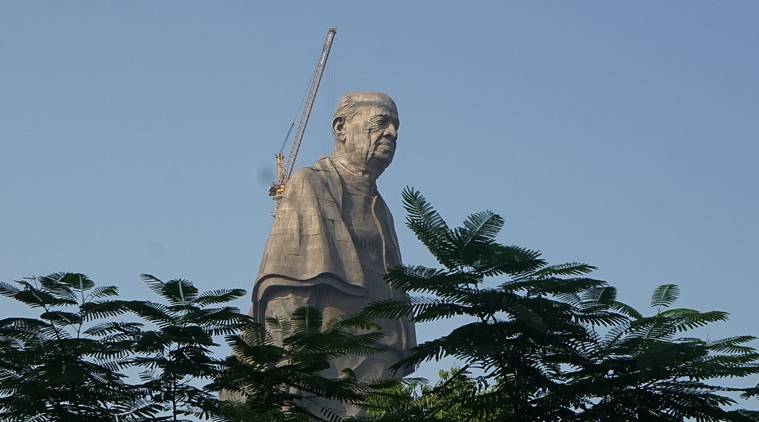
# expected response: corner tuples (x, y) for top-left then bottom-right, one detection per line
(125, 274), (248, 421)
(362, 187), (759, 421)
(0, 272), (391, 422)
(362, 188), (625, 420)
(0, 273), (153, 421)
(2, 188), (759, 421)
(567, 284), (759, 421)
(210, 306), (390, 422)
(365, 368), (492, 422)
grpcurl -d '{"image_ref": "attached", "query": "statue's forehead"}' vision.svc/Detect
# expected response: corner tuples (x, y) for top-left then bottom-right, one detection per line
(354, 99), (397, 114)
(359, 106), (400, 128)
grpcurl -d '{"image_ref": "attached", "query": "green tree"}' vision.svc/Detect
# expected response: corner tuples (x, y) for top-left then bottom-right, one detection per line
(568, 284), (759, 421)
(365, 368), (487, 421)
(212, 306), (390, 422)
(4, 188), (758, 422)
(364, 188), (629, 420)
(0, 273), (156, 421)
(0, 272), (390, 422)
(125, 274), (249, 421)
(363, 188), (759, 421)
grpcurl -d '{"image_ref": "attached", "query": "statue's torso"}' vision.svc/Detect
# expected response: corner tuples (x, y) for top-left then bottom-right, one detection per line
(251, 157), (416, 386)
(338, 169), (389, 287)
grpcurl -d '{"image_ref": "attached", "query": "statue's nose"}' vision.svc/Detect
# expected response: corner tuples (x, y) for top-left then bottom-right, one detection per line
(384, 123), (398, 140)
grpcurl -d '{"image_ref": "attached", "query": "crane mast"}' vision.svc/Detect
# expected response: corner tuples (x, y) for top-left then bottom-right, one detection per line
(269, 27), (337, 204)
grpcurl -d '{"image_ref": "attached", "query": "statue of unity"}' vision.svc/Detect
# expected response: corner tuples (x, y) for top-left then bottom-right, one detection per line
(250, 92), (417, 386)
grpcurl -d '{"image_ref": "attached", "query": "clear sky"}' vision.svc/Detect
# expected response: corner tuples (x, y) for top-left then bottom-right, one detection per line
(2, 1), (758, 387)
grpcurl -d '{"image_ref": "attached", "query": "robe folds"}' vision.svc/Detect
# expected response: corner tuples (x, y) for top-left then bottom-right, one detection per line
(251, 156), (416, 372)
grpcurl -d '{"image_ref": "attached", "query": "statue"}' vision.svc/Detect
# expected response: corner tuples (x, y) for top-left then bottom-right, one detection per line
(249, 92), (416, 413)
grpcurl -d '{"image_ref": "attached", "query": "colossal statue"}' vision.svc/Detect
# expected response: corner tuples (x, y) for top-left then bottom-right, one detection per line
(250, 92), (416, 408)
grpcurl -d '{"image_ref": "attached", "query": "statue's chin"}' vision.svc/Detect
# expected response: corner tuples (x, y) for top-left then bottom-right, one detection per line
(367, 156), (392, 176)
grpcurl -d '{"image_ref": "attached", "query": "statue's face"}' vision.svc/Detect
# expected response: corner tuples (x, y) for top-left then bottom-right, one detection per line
(334, 98), (399, 174)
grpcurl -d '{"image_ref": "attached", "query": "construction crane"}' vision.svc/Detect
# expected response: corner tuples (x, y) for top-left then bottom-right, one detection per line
(268, 27), (337, 207)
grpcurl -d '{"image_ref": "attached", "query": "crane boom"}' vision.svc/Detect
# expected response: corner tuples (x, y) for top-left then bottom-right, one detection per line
(269, 27), (336, 203)
(286, 27), (336, 182)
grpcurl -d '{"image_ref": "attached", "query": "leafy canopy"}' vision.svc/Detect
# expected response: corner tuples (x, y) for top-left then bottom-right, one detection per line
(0, 273), (153, 421)
(363, 187), (759, 421)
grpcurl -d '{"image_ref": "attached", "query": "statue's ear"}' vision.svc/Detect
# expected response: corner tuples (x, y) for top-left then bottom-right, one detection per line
(332, 116), (346, 142)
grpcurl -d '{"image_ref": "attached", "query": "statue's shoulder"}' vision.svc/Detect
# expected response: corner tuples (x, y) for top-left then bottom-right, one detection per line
(281, 157), (340, 205)
(289, 156), (334, 183)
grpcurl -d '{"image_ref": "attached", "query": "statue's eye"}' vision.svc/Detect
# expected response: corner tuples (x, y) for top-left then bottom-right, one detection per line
(369, 116), (387, 129)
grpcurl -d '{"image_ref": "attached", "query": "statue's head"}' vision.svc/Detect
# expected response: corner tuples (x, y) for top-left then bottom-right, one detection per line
(331, 92), (399, 176)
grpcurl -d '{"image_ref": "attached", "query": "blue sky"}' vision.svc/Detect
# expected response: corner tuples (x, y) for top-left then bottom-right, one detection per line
(1, 1), (758, 386)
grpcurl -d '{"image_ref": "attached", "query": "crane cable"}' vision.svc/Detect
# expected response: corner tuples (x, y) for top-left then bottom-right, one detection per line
(278, 80), (310, 155)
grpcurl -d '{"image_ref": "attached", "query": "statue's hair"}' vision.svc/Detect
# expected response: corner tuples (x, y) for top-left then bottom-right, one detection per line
(332, 92), (398, 124)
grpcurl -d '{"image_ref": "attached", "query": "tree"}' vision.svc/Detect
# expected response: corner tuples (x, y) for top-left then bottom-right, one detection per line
(365, 368), (488, 421)
(364, 188), (630, 420)
(363, 187), (759, 421)
(125, 274), (249, 421)
(212, 306), (390, 422)
(568, 284), (759, 421)
(4, 187), (758, 421)
(0, 272), (389, 422)
(126, 274), (384, 421)
(0, 273), (156, 421)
